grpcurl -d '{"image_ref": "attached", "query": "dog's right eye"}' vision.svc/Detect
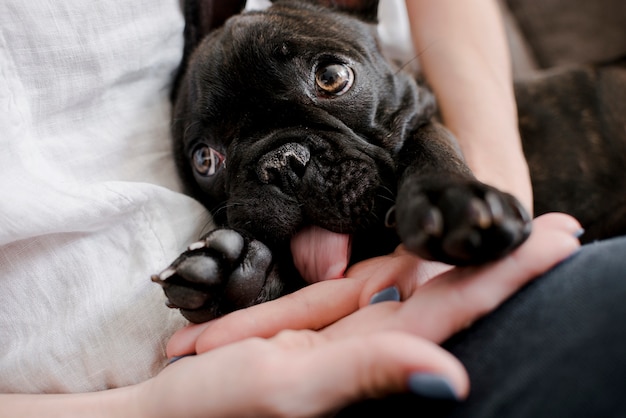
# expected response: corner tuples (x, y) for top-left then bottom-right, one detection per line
(192, 144), (225, 176)
(315, 63), (354, 96)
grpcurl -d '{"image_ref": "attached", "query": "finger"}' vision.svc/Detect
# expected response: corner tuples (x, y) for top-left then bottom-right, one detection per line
(266, 330), (469, 416)
(323, 212), (581, 342)
(354, 246), (451, 308)
(167, 322), (212, 357)
(185, 278), (363, 354)
(158, 331), (468, 418)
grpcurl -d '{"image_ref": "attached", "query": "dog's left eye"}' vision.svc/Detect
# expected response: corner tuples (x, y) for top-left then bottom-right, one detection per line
(192, 144), (225, 176)
(315, 63), (354, 96)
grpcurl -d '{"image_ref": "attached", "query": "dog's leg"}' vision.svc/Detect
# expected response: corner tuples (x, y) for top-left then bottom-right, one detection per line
(393, 121), (532, 265)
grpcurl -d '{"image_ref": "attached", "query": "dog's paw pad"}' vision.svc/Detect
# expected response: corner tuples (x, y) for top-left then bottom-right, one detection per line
(441, 227), (482, 262)
(202, 229), (245, 263)
(467, 196), (492, 229)
(151, 253), (222, 311)
(484, 190), (505, 223)
(162, 284), (210, 310)
(406, 206), (444, 248)
(421, 205), (444, 236)
(175, 254), (221, 286)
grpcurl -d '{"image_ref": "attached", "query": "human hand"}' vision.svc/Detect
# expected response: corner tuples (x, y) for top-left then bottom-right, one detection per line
(156, 213), (579, 417)
(141, 329), (467, 418)
(168, 213), (580, 355)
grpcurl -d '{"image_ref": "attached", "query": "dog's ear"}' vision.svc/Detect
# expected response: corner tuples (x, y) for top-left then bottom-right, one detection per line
(182, 0), (247, 52)
(274, 0), (380, 22)
(171, 0), (247, 101)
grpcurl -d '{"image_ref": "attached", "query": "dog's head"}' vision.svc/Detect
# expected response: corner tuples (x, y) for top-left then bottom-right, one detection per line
(172, 0), (436, 248)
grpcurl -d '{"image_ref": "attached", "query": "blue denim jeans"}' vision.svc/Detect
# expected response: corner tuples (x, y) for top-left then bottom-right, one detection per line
(339, 236), (626, 417)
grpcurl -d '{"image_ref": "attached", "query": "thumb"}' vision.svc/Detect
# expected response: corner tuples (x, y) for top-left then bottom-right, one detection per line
(270, 330), (469, 416)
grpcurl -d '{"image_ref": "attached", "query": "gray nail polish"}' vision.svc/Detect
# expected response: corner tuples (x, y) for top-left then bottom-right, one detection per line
(573, 228), (585, 239)
(369, 286), (400, 304)
(408, 373), (460, 401)
(167, 354), (195, 365)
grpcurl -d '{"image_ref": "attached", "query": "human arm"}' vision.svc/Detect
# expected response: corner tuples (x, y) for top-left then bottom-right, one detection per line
(0, 332), (466, 418)
(0, 387), (143, 418)
(405, 0), (533, 213)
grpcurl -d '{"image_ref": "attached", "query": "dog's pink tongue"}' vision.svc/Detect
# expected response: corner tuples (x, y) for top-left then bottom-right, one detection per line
(291, 226), (352, 283)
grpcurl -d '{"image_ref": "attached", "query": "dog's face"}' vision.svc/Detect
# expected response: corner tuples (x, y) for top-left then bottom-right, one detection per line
(172, 0), (436, 247)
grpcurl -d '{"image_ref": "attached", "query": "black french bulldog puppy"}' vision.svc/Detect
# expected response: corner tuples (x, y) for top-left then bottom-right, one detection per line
(152, 0), (626, 323)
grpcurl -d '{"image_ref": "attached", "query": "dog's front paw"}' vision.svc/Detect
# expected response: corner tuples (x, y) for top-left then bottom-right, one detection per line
(394, 179), (532, 265)
(152, 228), (279, 323)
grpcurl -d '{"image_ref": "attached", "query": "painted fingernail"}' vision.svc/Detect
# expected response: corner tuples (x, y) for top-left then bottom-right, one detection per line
(369, 286), (400, 304)
(573, 228), (585, 239)
(407, 372), (460, 401)
(167, 354), (195, 365)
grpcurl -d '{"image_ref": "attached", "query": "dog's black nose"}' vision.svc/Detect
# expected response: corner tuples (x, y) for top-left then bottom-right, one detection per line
(257, 142), (310, 187)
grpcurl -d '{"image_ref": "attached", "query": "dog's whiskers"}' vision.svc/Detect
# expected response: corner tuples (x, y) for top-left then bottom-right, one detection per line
(394, 42), (434, 76)
(182, 120), (202, 142)
(212, 201), (246, 219)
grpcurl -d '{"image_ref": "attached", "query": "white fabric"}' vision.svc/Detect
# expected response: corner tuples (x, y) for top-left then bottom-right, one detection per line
(0, 0), (211, 392)
(0, 0), (412, 394)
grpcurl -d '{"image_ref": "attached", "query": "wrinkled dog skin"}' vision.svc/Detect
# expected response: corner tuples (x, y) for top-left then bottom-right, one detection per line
(152, 0), (626, 323)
